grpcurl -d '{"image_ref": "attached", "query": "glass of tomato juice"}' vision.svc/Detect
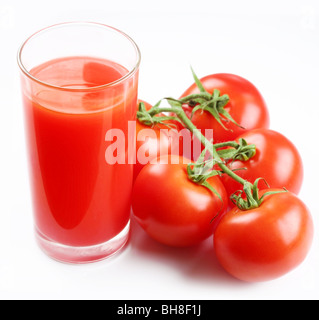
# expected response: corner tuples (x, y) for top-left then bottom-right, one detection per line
(17, 22), (141, 263)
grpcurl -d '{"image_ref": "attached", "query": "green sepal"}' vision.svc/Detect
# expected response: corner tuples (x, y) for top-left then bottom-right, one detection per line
(186, 68), (245, 131)
(215, 138), (256, 162)
(191, 66), (207, 93)
(137, 100), (184, 129)
(230, 178), (288, 211)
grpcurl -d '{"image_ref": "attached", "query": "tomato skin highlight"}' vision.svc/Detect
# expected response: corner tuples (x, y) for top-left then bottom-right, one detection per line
(132, 155), (228, 247)
(220, 128), (304, 198)
(214, 190), (314, 282)
(180, 73), (270, 143)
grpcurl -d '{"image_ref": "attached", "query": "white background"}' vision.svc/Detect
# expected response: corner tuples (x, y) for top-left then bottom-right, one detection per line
(1, 0), (319, 300)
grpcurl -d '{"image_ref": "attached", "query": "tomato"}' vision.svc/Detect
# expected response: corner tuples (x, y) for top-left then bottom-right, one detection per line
(132, 155), (228, 247)
(214, 189), (314, 282)
(220, 129), (304, 198)
(180, 73), (270, 143)
(134, 100), (180, 181)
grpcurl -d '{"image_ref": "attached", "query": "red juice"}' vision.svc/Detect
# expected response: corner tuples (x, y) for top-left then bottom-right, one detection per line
(22, 56), (138, 251)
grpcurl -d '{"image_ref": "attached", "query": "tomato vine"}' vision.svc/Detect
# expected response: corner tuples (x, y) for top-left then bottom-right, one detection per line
(137, 81), (286, 211)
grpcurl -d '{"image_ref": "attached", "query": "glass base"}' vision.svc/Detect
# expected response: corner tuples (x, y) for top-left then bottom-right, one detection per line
(35, 221), (130, 264)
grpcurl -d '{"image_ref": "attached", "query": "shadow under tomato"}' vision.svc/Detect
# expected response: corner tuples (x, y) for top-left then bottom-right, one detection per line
(129, 215), (246, 287)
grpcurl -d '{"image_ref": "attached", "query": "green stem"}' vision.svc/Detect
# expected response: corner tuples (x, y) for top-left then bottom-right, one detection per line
(143, 103), (249, 187)
(170, 106), (250, 187)
(179, 93), (212, 103)
(137, 100), (282, 210)
(214, 141), (240, 149)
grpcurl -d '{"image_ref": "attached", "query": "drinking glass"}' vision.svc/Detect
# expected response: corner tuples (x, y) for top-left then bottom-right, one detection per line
(18, 22), (141, 263)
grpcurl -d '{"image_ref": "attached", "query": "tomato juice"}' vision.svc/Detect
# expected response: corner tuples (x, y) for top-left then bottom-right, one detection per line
(22, 56), (138, 250)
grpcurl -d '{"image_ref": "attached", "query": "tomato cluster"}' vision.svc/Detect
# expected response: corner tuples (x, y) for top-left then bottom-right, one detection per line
(132, 73), (313, 282)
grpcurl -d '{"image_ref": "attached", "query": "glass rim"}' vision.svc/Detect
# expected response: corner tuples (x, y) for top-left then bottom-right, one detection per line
(17, 21), (141, 92)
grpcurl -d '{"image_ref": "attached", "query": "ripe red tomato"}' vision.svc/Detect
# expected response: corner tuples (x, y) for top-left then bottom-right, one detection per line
(180, 73), (270, 143)
(220, 129), (304, 198)
(132, 155), (228, 247)
(214, 189), (314, 282)
(134, 100), (180, 181)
